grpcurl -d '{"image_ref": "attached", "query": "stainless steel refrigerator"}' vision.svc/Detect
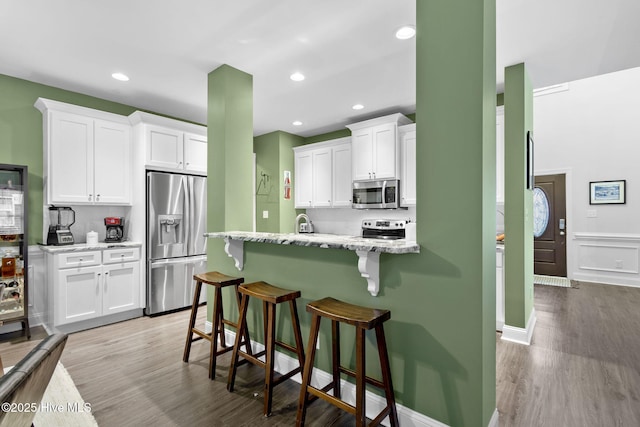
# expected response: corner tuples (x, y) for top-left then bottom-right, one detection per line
(146, 171), (207, 315)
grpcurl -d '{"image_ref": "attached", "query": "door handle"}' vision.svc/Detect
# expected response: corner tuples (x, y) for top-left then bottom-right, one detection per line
(559, 218), (566, 235)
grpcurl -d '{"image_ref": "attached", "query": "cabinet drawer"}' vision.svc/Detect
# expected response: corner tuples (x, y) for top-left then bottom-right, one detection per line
(103, 247), (140, 264)
(57, 251), (102, 268)
(496, 251), (504, 268)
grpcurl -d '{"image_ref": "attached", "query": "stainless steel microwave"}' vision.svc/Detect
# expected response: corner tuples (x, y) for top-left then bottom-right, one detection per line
(352, 179), (400, 209)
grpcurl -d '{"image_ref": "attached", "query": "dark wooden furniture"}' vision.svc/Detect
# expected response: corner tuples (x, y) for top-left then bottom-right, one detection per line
(0, 333), (68, 427)
(183, 271), (250, 380)
(296, 297), (399, 427)
(227, 281), (305, 416)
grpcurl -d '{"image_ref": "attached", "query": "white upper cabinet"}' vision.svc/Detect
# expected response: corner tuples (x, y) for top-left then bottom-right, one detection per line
(294, 150), (313, 208)
(332, 143), (352, 207)
(347, 113), (412, 181)
(35, 98), (132, 205)
(399, 124), (417, 207)
(293, 137), (352, 209)
(129, 111), (207, 175)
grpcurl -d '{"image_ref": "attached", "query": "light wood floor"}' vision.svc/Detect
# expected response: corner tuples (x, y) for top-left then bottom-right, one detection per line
(2, 281), (640, 426)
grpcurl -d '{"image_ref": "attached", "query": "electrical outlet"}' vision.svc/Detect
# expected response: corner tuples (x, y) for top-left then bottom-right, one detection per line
(615, 260), (623, 269)
(262, 210), (269, 219)
(587, 209), (597, 218)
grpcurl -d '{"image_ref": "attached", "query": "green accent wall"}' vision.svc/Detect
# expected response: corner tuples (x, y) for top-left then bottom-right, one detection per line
(504, 63), (534, 328)
(254, 131), (304, 233)
(0, 74), (140, 245)
(207, 1), (496, 425)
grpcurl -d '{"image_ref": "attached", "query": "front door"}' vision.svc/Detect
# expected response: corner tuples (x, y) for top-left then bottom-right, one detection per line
(533, 173), (567, 276)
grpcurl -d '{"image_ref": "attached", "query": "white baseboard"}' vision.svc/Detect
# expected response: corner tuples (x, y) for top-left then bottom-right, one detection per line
(205, 321), (450, 427)
(501, 308), (537, 345)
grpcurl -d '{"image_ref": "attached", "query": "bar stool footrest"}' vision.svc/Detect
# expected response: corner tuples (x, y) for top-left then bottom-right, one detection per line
(339, 366), (386, 389)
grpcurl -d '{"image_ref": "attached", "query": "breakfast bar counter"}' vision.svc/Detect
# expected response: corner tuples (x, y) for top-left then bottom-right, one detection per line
(206, 231), (420, 296)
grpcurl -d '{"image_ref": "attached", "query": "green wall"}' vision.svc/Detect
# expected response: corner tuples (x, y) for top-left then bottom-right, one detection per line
(0, 74), (140, 245)
(504, 64), (534, 327)
(254, 131), (303, 233)
(207, 1), (496, 425)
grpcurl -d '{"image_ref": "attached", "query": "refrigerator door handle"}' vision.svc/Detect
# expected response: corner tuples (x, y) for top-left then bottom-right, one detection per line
(150, 255), (208, 266)
(184, 176), (193, 255)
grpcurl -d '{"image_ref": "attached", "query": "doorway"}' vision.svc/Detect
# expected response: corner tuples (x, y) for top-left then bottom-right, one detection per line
(533, 173), (567, 277)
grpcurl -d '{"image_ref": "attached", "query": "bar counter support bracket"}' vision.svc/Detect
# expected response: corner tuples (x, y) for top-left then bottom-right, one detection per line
(356, 250), (380, 296)
(224, 238), (244, 271)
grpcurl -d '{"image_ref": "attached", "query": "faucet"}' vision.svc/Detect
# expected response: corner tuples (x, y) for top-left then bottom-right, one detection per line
(295, 213), (311, 234)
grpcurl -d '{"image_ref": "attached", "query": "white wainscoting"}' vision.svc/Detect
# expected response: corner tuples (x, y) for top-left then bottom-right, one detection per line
(573, 233), (640, 287)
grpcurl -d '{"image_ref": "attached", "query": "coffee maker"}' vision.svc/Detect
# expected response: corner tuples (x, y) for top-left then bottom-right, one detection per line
(104, 217), (124, 242)
(47, 206), (75, 245)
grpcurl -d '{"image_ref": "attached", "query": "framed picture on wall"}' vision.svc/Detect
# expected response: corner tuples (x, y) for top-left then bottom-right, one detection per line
(526, 131), (534, 190)
(589, 180), (626, 204)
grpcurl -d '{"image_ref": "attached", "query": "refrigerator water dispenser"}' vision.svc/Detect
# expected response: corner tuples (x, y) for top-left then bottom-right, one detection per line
(158, 214), (182, 245)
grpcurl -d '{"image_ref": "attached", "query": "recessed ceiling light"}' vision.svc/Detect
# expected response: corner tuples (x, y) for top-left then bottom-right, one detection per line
(290, 72), (305, 82)
(352, 104), (364, 110)
(112, 72), (130, 82)
(293, 121), (303, 126)
(395, 25), (416, 40)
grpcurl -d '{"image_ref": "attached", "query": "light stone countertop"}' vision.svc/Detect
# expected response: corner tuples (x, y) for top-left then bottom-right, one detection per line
(205, 231), (420, 254)
(38, 241), (142, 254)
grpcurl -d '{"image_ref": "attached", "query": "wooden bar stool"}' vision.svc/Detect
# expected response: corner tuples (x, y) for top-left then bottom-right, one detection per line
(183, 271), (252, 380)
(227, 281), (305, 417)
(296, 297), (399, 427)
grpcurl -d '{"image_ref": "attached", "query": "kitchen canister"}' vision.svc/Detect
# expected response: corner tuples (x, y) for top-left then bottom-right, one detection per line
(86, 230), (99, 246)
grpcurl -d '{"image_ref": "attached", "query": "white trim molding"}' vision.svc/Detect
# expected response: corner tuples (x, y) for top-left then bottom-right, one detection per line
(572, 232), (640, 287)
(488, 409), (499, 427)
(501, 308), (537, 345)
(205, 322), (452, 427)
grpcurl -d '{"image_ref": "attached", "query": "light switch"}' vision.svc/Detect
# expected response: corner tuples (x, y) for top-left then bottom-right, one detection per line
(262, 210), (269, 219)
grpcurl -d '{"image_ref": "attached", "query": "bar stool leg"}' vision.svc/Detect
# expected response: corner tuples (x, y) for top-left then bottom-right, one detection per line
(296, 313), (321, 427)
(264, 302), (277, 416)
(375, 325), (399, 426)
(289, 300), (305, 368)
(228, 292), (250, 392)
(183, 280), (203, 363)
(233, 285), (253, 356)
(209, 286), (223, 379)
(331, 320), (341, 398)
(355, 327), (366, 427)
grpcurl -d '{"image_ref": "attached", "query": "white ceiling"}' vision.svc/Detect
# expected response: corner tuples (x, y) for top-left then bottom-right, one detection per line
(1, 0), (639, 137)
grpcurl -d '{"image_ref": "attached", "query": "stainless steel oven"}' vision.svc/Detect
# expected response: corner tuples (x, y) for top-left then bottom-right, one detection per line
(352, 179), (400, 209)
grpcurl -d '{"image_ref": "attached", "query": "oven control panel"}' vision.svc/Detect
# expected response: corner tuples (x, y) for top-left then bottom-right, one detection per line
(361, 219), (407, 230)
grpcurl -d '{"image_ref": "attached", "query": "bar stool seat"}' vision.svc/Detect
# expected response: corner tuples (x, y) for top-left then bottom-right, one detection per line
(227, 281), (305, 417)
(296, 297), (399, 427)
(183, 271), (252, 380)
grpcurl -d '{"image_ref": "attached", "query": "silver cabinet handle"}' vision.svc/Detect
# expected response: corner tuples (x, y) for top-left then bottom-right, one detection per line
(88, 194), (92, 201)
(96, 194), (100, 201)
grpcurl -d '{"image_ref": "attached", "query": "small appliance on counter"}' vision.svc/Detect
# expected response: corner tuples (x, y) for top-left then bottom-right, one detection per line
(362, 219), (406, 240)
(104, 217), (125, 242)
(47, 206), (75, 245)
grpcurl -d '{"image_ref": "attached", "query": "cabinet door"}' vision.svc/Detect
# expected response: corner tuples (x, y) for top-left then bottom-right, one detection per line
(332, 143), (352, 207)
(94, 119), (132, 204)
(400, 129), (417, 206)
(184, 133), (207, 174)
(57, 265), (101, 325)
(372, 123), (397, 179)
(103, 262), (141, 315)
(49, 112), (94, 204)
(146, 125), (184, 170)
(294, 151), (313, 208)
(351, 129), (373, 181)
(312, 148), (332, 207)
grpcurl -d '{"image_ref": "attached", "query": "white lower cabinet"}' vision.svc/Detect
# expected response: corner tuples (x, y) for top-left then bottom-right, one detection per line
(48, 247), (142, 328)
(496, 248), (505, 331)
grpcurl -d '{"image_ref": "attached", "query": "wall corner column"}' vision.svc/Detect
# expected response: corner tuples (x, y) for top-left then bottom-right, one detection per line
(503, 63), (536, 344)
